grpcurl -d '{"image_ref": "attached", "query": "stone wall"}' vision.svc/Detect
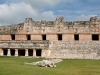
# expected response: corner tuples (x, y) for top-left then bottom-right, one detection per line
(0, 34), (100, 41)
(49, 41), (100, 59)
(63, 34), (74, 41)
(0, 35), (11, 40)
(46, 34), (58, 41)
(0, 40), (49, 49)
(0, 16), (100, 35)
(79, 34), (91, 41)
(31, 35), (42, 40)
(0, 23), (24, 34)
(15, 35), (27, 40)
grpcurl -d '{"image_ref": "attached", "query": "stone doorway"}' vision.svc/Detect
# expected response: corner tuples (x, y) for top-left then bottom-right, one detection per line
(18, 49), (25, 56)
(11, 49), (15, 56)
(36, 49), (42, 56)
(3, 49), (7, 56)
(28, 49), (33, 56)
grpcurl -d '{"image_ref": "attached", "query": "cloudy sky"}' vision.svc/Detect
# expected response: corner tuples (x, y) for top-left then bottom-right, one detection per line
(0, 0), (100, 25)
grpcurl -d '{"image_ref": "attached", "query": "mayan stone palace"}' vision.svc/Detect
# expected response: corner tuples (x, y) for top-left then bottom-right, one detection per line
(0, 16), (100, 59)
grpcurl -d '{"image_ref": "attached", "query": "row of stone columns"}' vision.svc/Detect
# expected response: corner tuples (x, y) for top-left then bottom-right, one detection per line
(7, 49), (36, 57)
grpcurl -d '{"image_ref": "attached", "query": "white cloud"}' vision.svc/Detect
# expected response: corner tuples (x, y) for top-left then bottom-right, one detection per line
(0, 2), (38, 25)
(0, 0), (60, 25)
(22, 0), (67, 9)
(1, 0), (92, 25)
(38, 11), (56, 21)
(76, 14), (93, 21)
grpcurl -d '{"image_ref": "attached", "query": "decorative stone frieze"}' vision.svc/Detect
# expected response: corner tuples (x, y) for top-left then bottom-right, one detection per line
(0, 40), (49, 49)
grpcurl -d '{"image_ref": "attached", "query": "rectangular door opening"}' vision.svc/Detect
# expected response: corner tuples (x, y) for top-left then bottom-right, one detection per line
(18, 49), (25, 56)
(28, 49), (33, 56)
(3, 49), (7, 56)
(92, 34), (99, 41)
(42, 35), (46, 40)
(74, 34), (79, 40)
(27, 35), (31, 40)
(36, 49), (42, 56)
(11, 35), (15, 40)
(11, 49), (15, 56)
(58, 34), (62, 40)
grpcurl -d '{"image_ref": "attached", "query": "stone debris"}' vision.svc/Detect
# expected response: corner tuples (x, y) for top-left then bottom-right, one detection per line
(48, 59), (63, 63)
(24, 59), (63, 68)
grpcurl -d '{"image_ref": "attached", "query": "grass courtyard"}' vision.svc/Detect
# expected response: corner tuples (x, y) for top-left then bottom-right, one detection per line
(0, 56), (100, 75)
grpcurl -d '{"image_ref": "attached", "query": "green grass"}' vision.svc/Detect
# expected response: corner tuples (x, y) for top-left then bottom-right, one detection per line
(0, 56), (100, 75)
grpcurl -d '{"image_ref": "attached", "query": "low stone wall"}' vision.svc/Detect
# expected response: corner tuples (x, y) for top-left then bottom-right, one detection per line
(49, 41), (100, 59)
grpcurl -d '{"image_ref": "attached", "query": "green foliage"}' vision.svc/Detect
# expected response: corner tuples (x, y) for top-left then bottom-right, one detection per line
(0, 56), (100, 75)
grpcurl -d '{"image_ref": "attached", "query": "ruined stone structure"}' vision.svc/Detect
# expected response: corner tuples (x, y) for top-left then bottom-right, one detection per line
(0, 16), (100, 59)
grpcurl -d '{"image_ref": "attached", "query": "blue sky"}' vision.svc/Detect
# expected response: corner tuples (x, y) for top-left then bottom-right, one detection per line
(0, 0), (100, 25)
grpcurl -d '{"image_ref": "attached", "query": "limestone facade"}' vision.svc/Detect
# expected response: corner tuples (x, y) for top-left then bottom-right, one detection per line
(0, 16), (100, 59)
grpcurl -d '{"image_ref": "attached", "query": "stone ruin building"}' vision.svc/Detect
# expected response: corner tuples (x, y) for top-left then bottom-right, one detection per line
(0, 16), (100, 59)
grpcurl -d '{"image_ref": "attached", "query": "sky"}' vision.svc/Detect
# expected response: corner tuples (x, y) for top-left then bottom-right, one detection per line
(0, 0), (100, 26)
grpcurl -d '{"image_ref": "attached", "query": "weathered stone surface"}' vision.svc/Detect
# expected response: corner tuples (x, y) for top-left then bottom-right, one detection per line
(0, 40), (49, 49)
(0, 23), (24, 34)
(36, 60), (56, 67)
(24, 59), (62, 67)
(0, 16), (100, 34)
(49, 41), (100, 59)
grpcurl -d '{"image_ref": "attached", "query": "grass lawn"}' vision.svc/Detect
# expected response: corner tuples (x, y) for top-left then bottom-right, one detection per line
(0, 56), (100, 75)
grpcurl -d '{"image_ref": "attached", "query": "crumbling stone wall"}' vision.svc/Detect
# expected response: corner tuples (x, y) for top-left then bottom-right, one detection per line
(0, 16), (100, 35)
(48, 41), (100, 59)
(0, 23), (24, 34)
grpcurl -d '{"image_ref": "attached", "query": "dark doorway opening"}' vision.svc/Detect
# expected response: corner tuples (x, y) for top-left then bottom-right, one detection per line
(92, 34), (99, 41)
(74, 34), (79, 40)
(42, 35), (46, 40)
(11, 35), (15, 40)
(11, 49), (15, 56)
(28, 49), (33, 56)
(18, 49), (25, 56)
(3, 49), (7, 55)
(27, 35), (31, 40)
(36, 49), (42, 56)
(58, 34), (62, 40)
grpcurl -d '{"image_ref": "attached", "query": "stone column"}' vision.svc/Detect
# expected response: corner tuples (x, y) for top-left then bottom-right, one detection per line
(41, 50), (44, 57)
(7, 49), (11, 56)
(25, 49), (28, 56)
(15, 49), (18, 56)
(33, 49), (36, 57)
(0, 49), (3, 56)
